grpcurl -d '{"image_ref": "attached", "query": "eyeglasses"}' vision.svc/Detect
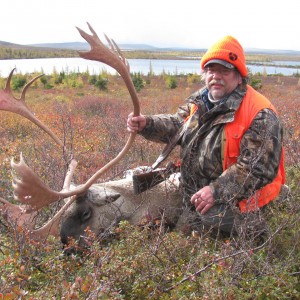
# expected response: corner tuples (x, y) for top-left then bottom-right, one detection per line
(204, 67), (235, 76)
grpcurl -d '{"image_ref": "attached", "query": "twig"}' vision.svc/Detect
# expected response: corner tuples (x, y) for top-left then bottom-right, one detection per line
(163, 216), (289, 292)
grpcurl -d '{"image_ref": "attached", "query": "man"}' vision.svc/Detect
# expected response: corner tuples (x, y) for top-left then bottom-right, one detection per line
(127, 36), (285, 238)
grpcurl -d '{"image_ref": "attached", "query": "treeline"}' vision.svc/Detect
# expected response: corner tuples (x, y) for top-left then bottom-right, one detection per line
(0, 45), (78, 59)
(1, 43), (300, 62)
(0, 44), (203, 60)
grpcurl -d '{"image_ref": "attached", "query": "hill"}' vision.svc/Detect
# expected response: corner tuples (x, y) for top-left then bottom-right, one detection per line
(28, 42), (159, 51)
(27, 42), (300, 56)
(1, 40), (300, 61)
(1, 40), (300, 55)
(29, 42), (300, 55)
(0, 40), (78, 59)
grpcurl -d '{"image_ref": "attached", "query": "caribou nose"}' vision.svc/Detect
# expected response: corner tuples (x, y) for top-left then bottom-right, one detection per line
(61, 235), (68, 245)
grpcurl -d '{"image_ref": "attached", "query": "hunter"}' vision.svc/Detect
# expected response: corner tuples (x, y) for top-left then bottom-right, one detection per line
(127, 35), (285, 240)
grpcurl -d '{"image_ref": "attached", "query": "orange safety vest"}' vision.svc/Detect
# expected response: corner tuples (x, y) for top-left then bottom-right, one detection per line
(223, 85), (285, 212)
(186, 85), (285, 212)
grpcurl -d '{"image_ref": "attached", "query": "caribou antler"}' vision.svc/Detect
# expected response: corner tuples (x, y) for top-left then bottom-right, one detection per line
(76, 23), (140, 114)
(0, 68), (63, 147)
(29, 159), (79, 240)
(0, 196), (38, 230)
(0, 159), (78, 240)
(11, 23), (141, 211)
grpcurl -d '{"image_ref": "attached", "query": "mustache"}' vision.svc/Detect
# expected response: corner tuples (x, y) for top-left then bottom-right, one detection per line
(209, 79), (225, 87)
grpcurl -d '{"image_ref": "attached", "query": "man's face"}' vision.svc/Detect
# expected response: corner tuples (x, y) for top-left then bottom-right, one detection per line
(204, 63), (242, 100)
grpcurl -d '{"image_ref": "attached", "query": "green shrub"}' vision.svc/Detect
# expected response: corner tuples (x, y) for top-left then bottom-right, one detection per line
(45, 82), (54, 89)
(247, 68), (263, 89)
(88, 74), (97, 85)
(89, 74), (108, 90)
(132, 72), (144, 92)
(187, 73), (201, 85)
(11, 75), (26, 90)
(165, 75), (177, 89)
(54, 75), (63, 84)
(94, 76), (108, 90)
(40, 76), (48, 87)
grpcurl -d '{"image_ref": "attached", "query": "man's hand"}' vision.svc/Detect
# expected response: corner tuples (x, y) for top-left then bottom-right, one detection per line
(191, 185), (215, 214)
(127, 112), (146, 133)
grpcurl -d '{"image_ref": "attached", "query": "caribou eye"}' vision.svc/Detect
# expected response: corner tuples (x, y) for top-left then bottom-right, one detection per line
(81, 208), (92, 222)
(106, 193), (121, 203)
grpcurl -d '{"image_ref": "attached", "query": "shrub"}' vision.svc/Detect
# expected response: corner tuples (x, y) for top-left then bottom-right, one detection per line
(40, 76), (48, 88)
(11, 75), (26, 90)
(0, 73), (299, 299)
(54, 75), (63, 84)
(165, 75), (177, 89)
(45, 82), (54, 89)
(94, 76), (108, 90)
(132, 72), (144, 92)
(187, 73), (201, 85)
(89, 74), (108, 90)
(247, 68), (262, 90)
(88, 74), (97, 85)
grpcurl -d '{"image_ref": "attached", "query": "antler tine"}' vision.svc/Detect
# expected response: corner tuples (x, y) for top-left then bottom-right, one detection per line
(86, 21), (101, 43)
(76, 23), (105, 56)
(76, 23), (140, 115)
(0, 69), (64, 147)
(10, 23), (141, 211)
(30, 195), (77, 240)
(108, 36), (130, 72)
(20, 73), (44, 101)
(103, 34), (122, 58)
(4, 68), (15, 92)
(104, 33), (115, 50)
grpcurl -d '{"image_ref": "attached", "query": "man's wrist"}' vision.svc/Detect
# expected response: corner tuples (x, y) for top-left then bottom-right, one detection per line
(209, 182), (225, 204)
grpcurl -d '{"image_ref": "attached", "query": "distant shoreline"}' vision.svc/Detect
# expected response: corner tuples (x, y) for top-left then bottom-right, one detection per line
(2, 55), (300, 69)
(1, 42), (300, 62)
(1, 57), (299, 77)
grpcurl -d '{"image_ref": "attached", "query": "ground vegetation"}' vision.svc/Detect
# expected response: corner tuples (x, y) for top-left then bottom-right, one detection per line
(0, 70), (299, 299)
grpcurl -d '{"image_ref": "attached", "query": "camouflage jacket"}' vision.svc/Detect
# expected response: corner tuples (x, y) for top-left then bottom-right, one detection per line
(140, 84), (283, 205)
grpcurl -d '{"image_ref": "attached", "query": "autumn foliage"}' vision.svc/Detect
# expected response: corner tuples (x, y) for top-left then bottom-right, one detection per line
(0, 71), (299, 299)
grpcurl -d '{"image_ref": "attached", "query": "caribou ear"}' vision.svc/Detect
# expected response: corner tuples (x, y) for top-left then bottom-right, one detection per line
(87, 186), (121, 206)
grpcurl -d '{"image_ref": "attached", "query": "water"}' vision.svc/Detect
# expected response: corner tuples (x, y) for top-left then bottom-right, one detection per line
(0, 57), (299, 77)
(261, 60), (300, 66)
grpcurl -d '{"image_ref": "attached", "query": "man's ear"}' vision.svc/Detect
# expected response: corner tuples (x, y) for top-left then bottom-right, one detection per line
(238, 74), (243, 85)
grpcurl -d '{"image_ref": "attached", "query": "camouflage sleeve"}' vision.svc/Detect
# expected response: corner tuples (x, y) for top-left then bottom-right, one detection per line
(139, 103), (191, 144)
(210, 109), (283, 203)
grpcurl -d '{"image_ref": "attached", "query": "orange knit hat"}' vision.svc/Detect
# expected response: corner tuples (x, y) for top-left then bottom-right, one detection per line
(200, 36), (248, 77)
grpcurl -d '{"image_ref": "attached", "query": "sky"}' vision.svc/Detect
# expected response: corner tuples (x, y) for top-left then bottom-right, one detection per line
(1, 0), (300, 51)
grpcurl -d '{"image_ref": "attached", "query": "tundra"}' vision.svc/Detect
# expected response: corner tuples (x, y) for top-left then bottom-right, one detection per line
(0, 24), (185, 243)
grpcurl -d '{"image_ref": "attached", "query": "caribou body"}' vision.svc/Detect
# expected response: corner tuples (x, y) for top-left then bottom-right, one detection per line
(60, 175), (183, 244)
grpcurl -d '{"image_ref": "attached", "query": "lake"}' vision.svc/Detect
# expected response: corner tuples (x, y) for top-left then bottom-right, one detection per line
(1, 57), (299, 77)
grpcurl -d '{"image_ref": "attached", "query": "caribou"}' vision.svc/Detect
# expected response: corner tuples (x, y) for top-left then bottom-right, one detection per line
(0, 23), (184, 244)
(60, 174), (183, 245)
